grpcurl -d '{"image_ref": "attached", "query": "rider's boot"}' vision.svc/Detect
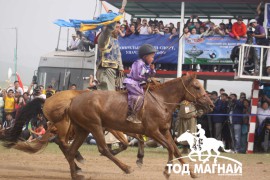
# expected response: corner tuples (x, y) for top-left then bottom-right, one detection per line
(126, 109), (141, 124)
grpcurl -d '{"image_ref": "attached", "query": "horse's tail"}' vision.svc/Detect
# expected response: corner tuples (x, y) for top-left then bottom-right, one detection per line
(219, 141), (231, 153)
(2, 98), (45, 148)
(12, 127), (54, 153)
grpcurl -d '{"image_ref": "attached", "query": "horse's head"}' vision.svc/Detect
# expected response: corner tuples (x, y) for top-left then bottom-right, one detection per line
(177, 130), (193, 143)
(182, 73), (214, 114)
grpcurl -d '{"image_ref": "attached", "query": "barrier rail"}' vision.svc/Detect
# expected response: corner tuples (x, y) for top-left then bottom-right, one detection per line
(237, 44), (270, 81)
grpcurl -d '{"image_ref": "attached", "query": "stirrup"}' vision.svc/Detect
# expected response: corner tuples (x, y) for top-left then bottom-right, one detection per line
(126, 114), (141, 124)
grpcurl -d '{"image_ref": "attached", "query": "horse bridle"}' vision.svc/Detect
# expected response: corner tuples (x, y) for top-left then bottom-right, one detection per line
(180, 78), (207, 105)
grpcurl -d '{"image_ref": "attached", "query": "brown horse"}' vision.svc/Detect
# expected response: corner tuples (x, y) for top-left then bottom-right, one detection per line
(1, 89), (145, 171)
(64, 73), (214, 179)
(3, 74), (213, 179)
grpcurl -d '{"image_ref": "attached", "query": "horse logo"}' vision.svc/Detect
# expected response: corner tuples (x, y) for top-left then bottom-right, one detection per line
(177, 124), (230, 164)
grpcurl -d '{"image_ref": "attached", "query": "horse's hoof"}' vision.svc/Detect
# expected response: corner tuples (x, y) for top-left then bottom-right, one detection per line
(110, 149), (119, 156)
(72, 175), (85, 180)
(75, 157), (86, 164)
(190, 172), (198, 178)
(124, 166), (134, 174)
(76, 168), (83, 174)
(163, 170), (170, 179)
(136, 159), (143, 168)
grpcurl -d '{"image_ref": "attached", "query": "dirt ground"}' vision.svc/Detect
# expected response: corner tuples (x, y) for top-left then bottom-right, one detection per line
(0, 144), (269, 180)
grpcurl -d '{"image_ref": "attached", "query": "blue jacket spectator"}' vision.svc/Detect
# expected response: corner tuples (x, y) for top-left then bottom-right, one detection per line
(212, 98), (228, 123)
(228, 94), (244, 124)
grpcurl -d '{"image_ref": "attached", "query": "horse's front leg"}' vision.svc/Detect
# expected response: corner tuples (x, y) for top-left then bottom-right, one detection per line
(136, 134), (145, 168)
(170, 135), (198, 178)
(149, 130), (174, 180)
(107, 129), (128, 155)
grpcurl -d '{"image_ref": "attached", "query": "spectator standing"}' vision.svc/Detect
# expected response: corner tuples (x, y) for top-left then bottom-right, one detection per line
(138, 19), (152, 35)
(212, 93), (228, 140)
(152, 23), (162, 35)
(216, 23), (229, 36)
(199, 27), (205, 35)
(183, 26), (191, 38)
(189, 28), (200, 38)
(169, 27), (178, 39)
(8, 81), (23, 96)
(136, 18), (141, 28)
(158, 21), (165, 33)
(210, 91), (219, 104)
(23, 92), (30, 104)
(39, 85), (46, 94)
(249, 19), (268, 46)
(45, 85), (55, 95)
(125, 24), (136, 36)
(232, 16), (247, 40)
(219, 88), (225, 98)
(175, 100), (203, 153)
(257, 101), (270, 126)
(228, 93), (244, 153)
(67, 32), (82, 51)
(240, 99), (250, 153)
(68, 34), (79, 50)
(15, 94), (25, 110)
(200, 24), (215, 37)
(32, 87), (46, 100)
(118, 24), (126, 37)
(2, 89), (16, 121)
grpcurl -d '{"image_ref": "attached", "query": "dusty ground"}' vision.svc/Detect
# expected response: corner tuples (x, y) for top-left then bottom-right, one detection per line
(0, 144), (269, 180)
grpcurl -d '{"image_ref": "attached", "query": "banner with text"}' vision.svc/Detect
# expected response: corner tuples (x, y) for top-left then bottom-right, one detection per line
(119, 34), (179, 64)
(119, 34), (246, 64)
(183, 36), (246, 64)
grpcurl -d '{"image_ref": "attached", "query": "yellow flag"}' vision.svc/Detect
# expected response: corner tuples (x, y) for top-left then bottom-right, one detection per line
(80, 15), (123, 31)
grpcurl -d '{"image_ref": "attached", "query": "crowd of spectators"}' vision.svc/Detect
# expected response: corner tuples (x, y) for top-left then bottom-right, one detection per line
(65, 2), (269, 74)
(193, 88), (270, 153)
(0, 76), (270, 153)
(0, 73), (99, 138)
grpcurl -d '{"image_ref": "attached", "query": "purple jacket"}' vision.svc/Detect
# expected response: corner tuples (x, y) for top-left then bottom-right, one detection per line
(123, 59), (156, 85)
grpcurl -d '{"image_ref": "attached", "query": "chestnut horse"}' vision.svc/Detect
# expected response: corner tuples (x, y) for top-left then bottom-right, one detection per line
(1, 89), (144, 171)
(3, 74), (213, 179)
(64, 74), (213, 179)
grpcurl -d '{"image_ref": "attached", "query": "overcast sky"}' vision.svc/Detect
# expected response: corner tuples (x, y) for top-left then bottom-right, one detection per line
(0, 0), (117, 84)
(0, 0), (252, 96)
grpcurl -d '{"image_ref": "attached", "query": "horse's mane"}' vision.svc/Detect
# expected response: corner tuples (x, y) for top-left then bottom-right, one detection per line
(149, 77), (181, 91)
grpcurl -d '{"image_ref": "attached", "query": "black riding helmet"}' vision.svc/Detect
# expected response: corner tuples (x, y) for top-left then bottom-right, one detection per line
(138, 44), (157, 59)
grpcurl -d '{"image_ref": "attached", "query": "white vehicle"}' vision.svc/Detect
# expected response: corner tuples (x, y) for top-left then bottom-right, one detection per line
(36, 50), (95, 90)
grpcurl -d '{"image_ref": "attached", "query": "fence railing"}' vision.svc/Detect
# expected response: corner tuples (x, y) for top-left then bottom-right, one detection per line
(236, 44), (270, 81)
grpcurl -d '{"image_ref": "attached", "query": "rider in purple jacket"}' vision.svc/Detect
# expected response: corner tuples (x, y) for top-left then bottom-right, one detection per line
(123, 44), (157, 123)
